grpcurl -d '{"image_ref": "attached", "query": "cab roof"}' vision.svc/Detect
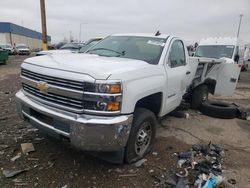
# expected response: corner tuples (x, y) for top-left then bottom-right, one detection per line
(199, 37), (243, 46)
(111, 33), (170, 39)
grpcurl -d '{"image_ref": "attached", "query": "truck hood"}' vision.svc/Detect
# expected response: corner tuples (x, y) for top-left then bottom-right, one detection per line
(36, 50), (72, 56)
(24, 53), (153, 80)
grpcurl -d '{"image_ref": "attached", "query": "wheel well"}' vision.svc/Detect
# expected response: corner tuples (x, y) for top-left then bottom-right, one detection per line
(204, 79), (216, 94)
(135, 93), (162, 116)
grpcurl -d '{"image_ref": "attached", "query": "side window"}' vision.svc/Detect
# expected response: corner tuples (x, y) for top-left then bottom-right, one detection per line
(168, 40), (186, 68)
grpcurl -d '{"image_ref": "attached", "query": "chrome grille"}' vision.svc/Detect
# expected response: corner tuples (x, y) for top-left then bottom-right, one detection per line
(21, 69), (84, 91)
(23, 84), (84, 110)
(21, 68), (84, 113)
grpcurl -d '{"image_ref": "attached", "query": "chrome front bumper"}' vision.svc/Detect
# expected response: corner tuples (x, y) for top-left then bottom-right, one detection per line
(16, 90), (133, 151)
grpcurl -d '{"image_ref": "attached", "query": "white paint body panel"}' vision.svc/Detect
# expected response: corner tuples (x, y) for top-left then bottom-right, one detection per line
(206, 63), (241, 96)
(24, 53), (155, 80)
(36, 50), (72, 56)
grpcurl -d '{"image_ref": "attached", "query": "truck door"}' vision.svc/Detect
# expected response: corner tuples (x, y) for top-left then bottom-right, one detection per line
(164, 39), (192, 113)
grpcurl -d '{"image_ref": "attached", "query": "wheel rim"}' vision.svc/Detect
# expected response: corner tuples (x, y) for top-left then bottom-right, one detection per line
(202, 92), (208, 102)
(135, 121), (152, 156)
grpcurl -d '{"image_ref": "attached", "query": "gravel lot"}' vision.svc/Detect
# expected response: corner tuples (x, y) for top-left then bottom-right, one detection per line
(0, 56), (250, 188)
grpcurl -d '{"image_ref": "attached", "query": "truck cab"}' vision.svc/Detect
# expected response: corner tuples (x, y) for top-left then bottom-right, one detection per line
(195, 37), (246, 69)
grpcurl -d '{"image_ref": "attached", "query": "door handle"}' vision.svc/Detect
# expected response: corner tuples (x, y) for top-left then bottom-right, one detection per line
(186, 71), (191, 75)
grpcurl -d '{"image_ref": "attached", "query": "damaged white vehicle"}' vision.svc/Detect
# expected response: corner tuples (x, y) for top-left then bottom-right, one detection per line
(15, 34), (241, 163)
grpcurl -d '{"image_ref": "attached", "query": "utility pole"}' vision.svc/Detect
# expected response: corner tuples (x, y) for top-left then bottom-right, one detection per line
(40, 0), (48, 50)
(237, 14), (243, 38)
(69, 31), (73, 42)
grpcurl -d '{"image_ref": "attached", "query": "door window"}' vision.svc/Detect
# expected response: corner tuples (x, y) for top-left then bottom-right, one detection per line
(168, 40), (186, 67)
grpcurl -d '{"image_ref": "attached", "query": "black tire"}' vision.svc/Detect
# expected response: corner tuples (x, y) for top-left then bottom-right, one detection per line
(191, 85), (208, 109)
(200, 101), (238, 119)
(124, 108), (156, 164)
(242, 64), (248, 72)
(241, 66), (245, 72)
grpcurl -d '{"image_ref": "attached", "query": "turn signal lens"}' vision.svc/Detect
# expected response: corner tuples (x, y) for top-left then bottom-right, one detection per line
(107, 102), (120, 111)
(97, 84), (121, 93)
(110, 84), (121, 94)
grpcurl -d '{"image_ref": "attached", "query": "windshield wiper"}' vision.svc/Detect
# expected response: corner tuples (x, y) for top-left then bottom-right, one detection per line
(86, 48), (124, 56)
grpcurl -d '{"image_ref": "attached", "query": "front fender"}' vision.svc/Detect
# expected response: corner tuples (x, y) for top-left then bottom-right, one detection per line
(121, 74), (165, 114)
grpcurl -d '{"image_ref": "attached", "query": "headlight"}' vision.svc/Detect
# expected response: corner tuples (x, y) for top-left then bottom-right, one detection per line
(84, 83), (121, 94)
(98, 84), (121, 94)
(83, 81), (122, 113)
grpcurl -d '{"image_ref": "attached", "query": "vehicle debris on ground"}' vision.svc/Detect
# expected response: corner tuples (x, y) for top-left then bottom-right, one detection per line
(2, 169), (28, 178)
(21, 143), (35, 155)
(154, 142), (236, 188)
(10, 152), (21, 162)
(134, 158), (147, 167)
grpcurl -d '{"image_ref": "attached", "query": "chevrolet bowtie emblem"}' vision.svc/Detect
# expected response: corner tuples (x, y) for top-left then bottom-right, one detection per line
(37, 81), (49, 92)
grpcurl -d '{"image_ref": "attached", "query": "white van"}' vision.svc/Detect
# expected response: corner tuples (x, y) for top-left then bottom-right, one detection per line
(195, 37), (247, 71)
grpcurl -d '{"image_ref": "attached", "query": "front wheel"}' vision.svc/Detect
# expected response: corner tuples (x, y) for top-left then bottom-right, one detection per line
(124, 108), (156, 164)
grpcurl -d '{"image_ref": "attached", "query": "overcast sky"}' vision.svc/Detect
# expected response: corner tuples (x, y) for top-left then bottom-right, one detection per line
(1, 0), (250, 43)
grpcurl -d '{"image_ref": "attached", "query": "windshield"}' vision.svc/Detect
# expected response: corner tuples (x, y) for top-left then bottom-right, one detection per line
(60, 43), (80, 50)
(79, 40), (100, 53)
(16, 45), (27, 49)
(195, 45), (235, 59)
(85, 36), (166, 64)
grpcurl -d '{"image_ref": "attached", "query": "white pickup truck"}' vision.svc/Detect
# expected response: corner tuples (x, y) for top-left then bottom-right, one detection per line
(15, 34), (240, 163)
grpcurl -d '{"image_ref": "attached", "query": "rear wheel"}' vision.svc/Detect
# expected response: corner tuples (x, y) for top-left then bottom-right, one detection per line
(125, 108), (156, 164)
(191, 85), (208, 109)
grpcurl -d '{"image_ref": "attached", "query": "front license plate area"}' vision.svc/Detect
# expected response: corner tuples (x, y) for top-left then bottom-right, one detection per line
(30, 108), (53, 125)
(29, 108), (70, 133)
